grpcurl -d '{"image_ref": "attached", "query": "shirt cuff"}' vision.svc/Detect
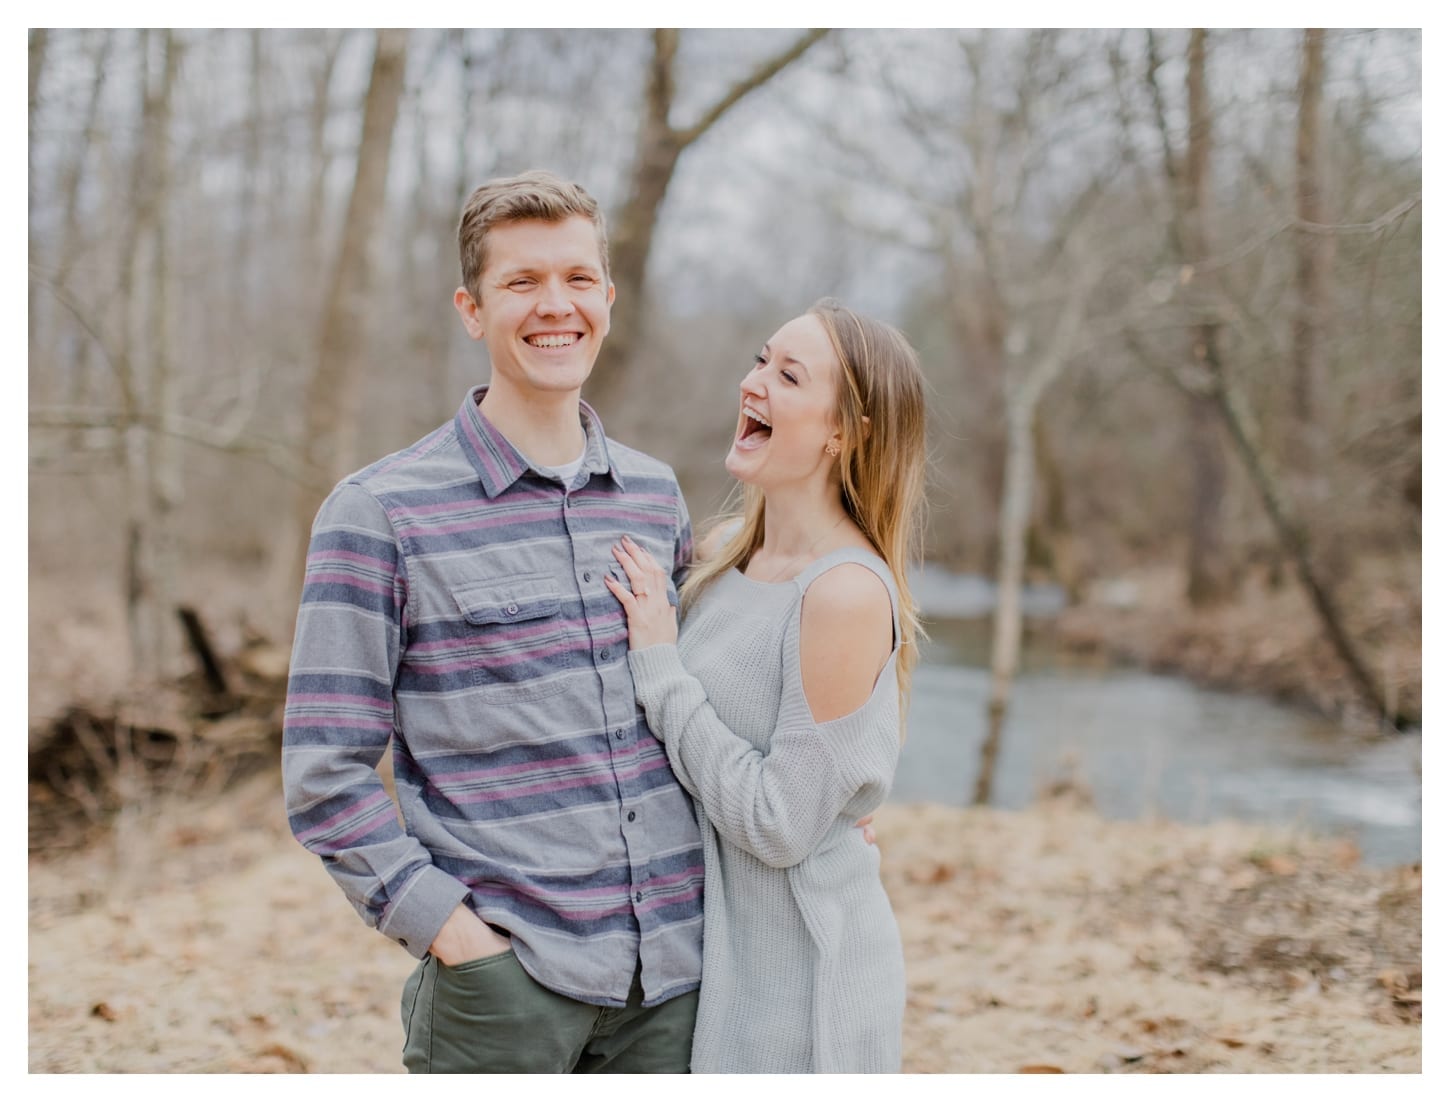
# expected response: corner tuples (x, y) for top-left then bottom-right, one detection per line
(377, 863), (471, 960)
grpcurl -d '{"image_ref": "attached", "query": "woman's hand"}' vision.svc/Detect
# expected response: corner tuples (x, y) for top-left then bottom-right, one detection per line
(604, 535), (679, 650)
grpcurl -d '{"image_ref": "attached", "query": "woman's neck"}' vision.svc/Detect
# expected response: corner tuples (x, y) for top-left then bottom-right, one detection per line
(758, 487), (852, 559)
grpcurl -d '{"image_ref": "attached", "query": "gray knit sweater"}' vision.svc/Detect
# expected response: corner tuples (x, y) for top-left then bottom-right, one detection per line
(627, 547), (905, 1073)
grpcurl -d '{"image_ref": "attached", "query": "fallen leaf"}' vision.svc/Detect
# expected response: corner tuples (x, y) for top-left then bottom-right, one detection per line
(253, 1043), (310, 1073)
(91, 1002), (119, 1022)
(907, 862), (956, 884)
(1217, 1036), (1247, 1049)
(1019, 1065), (1064, 1074)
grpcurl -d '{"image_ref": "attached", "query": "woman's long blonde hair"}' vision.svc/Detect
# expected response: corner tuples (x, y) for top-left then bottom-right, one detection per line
(680, 299), (929, 720)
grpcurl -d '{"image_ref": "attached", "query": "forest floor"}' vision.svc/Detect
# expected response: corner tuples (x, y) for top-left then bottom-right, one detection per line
(28, 770), (1421, 1073)
(27, 553), (1423, 1073)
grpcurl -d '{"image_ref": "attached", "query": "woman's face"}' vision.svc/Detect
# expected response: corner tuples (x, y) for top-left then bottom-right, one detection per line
(725, 313), (843, 490)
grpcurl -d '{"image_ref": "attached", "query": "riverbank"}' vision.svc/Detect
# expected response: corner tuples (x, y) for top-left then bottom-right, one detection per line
(1052, 554), (1420, 730)
(28, 771), (1420, 1073)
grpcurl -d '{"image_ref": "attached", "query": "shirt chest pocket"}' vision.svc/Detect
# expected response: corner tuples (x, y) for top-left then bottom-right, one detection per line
(451, 574), (572, 701)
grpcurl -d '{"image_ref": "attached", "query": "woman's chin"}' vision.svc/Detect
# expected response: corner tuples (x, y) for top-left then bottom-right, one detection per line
(724, 448), (755, 483)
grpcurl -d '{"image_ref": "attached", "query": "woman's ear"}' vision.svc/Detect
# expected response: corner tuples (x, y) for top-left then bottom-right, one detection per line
(859, 414), (871, 441)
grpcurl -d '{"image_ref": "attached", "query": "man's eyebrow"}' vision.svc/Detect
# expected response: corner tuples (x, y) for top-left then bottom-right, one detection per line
(493, 261), (602, 281)
(763, 342), (812, 381)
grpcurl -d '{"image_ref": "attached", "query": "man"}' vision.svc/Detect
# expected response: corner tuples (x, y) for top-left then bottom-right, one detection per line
(283, 171), (703, 1073)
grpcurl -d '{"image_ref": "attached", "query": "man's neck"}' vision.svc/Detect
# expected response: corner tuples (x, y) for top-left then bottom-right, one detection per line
(477, 383), (587, 468)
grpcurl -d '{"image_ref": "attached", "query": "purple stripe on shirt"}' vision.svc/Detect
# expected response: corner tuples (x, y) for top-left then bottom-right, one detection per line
(294, 789), (394, 843)
(304, 571), (393, 595)
(326, 804), (404, 849)
(447, 754), (673, 804)
(307, 549), (395, 572)
(287, 692), (391, 710)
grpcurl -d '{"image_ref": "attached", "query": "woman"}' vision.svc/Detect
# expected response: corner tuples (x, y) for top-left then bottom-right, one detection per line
(603, 299), (928, 1073)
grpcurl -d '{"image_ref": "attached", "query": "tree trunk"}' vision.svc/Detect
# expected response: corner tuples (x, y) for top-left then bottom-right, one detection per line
(304, 30), (345, 282)
(587, 28), (829, 421)
(28, 29), (48, 128)
(1291, 29), (1342, 581)
(1293, 29), (1330, 426)
(1144, 30), (1401, 728)
(975, 270), (1092, 805)
(1210, 363), (1411, 730)
(975, 402), (1033, 807)
(1180, 30), (1233, 606)
(120, 29), (182, 683)
(1029, 414), (1082, 602)
(29, 29), (49, 346)
(285, 29), (409, 614)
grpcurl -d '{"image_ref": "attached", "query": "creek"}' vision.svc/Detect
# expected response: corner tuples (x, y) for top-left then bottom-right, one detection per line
(893, 570), (1422, 868)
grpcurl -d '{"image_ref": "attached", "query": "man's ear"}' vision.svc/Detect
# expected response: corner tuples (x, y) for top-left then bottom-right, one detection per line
(606, 281), (616, 307)
(454, 286), (485, 341)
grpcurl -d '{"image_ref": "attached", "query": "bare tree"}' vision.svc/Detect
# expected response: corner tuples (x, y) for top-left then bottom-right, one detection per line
(1139, 30), (1413, 728)
(285, 30), (410, 609)
(1147, 29), (1234, 607)
(587, 28), (830, 418)
(112, 29), (182, 681)
(975, 259), (1097, 806)
(1293, 28), (1331, 425)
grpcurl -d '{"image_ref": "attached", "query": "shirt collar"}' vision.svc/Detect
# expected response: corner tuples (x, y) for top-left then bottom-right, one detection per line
(454, 384), (624, 497)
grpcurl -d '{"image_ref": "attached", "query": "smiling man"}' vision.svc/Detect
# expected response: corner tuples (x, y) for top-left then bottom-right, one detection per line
(282, 171), (704, 1073)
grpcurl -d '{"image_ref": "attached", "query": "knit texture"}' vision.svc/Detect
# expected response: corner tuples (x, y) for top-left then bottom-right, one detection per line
(628, 547), (906, 1072)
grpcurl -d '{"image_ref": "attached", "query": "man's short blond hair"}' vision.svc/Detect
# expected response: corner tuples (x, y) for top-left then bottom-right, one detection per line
(457, 170), (610, 300)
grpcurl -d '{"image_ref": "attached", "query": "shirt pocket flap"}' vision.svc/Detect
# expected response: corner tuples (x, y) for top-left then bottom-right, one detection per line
(452, 575), (561, 626)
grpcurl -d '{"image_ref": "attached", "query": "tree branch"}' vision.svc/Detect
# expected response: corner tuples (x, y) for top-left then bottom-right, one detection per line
(30, 406), (316, 488)
(676, 28), (829, 148)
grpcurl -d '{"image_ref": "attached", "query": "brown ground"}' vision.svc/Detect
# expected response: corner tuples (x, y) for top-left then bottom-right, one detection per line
(28, 771), (1420, 1074)
(27, 558), (1421, 1073)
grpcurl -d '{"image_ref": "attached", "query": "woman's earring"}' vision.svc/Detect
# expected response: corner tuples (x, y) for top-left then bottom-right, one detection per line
(826, 442), (841, 457)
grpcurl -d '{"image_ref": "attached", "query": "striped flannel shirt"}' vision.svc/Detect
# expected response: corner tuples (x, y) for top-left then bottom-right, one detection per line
(282, 386), (705, 1009)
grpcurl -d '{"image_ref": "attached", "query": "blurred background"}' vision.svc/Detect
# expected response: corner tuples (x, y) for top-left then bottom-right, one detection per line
(28, 27), (1422, 1073)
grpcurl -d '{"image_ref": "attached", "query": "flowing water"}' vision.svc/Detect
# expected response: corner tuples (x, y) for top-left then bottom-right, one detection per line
(892, 580), (1422, 868)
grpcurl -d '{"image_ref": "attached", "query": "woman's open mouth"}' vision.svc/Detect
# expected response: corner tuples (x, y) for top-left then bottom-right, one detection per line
(736, 405), (772, 450)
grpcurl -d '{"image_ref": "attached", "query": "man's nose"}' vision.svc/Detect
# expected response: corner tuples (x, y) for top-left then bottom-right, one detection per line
(535, 279), (574, 315)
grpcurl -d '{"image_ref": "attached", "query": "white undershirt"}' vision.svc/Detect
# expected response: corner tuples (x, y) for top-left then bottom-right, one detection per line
(534, 442), (587, 485)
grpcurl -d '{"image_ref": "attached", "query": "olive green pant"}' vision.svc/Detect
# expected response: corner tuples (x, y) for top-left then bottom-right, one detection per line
(400, 949), (698, 1073)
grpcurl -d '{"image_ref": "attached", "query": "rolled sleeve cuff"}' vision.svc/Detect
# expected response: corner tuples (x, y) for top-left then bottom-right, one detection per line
(377, 864), (471, 960)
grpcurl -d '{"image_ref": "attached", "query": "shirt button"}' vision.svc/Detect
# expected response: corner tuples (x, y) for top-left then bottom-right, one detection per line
(635, 891), (643, 903)
(583, 571), (592, 583)
(614, 729), (624, 740)
(627, 811), (636, 822)
(600, 649), (610, 661)
(505, 603), (519, 616)
(399, 938), (408, 948)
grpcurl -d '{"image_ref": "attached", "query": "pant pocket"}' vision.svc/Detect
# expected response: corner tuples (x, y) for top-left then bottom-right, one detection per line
(416, 951), (595, 1073)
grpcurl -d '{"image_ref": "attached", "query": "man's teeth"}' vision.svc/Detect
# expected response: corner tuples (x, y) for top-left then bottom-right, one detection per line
(526, 335), (578, 348)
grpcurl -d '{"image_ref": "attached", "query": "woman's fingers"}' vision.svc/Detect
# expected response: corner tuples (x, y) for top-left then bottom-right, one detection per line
(611, 543), (646, 588)
(602, 573), (634, 608)
(621, 536), (665, 582)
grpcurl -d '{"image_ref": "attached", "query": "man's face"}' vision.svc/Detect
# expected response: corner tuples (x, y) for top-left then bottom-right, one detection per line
(454, 215), (614, 401)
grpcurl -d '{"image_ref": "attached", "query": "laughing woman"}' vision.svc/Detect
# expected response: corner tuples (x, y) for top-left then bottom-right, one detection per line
(603, 299), (927, 1073)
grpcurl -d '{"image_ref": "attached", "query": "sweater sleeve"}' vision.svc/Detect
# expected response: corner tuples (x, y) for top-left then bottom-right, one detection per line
(282, 481), (469, 958)
(627, 643), (858, 869)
